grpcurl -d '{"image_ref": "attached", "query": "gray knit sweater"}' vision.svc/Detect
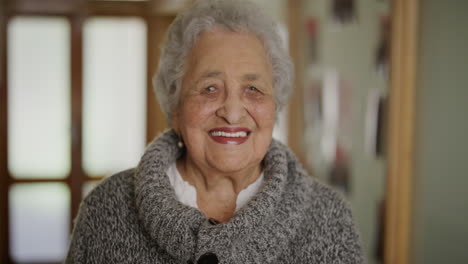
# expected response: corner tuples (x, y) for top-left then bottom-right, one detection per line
(65, 130), (364, 264)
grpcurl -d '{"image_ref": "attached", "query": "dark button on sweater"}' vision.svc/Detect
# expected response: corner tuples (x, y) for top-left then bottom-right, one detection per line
(197, 252), (219, 264)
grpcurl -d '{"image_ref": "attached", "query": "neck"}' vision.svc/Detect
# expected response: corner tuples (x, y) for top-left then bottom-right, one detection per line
(176, 156), (262, 222)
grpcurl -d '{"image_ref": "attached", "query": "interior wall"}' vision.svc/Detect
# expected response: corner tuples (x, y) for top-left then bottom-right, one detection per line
(412, 1), (468, 263)
(300, 1), (389, 263)
(250, 0), (286, 24)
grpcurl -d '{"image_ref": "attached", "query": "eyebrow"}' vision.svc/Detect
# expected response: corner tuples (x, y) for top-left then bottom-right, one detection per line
(197, 71), (262, 82)
(242, 73), (260, 81)
(201, 71), (223, 78)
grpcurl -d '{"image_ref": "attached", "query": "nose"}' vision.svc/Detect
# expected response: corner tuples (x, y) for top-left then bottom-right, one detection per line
(215, 88), (247, 124)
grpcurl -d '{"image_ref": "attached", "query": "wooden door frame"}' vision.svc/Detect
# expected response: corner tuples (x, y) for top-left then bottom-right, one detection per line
(384, 0), (419, 263)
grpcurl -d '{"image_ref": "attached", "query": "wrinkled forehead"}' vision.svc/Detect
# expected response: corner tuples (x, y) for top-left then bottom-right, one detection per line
(184, 29), (272, 77)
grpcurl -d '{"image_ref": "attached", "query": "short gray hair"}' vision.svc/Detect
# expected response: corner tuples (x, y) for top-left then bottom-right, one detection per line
(153, 0), (294, 123)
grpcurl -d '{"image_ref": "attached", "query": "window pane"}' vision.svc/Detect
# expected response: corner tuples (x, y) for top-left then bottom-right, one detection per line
(83, 180), (101, 198)
(9, 183), (70, 263)
(83, 17), (147, 177)
(7, 16), (71, 179)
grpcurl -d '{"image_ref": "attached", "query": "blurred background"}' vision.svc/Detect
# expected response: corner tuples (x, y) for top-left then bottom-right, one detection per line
(0, 0), (467, 263)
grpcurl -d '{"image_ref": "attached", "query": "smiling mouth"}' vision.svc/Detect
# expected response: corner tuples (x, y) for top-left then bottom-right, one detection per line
(209, 131), (248, 137)
(208, 128), (251, 145)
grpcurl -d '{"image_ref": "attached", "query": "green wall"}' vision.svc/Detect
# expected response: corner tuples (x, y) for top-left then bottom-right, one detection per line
(300, 1), (389, 264)
(413, 1), (468, 263)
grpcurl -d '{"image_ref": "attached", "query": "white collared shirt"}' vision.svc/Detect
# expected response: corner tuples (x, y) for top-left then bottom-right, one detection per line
(166, 162), (264, 212)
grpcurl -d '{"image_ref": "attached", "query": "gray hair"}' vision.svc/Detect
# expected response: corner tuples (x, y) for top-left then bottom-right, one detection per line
(153, 0), (294, 124)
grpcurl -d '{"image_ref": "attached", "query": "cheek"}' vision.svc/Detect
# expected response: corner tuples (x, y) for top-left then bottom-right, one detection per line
(180, 99), (219, 127)
(251, 101), (276, 128)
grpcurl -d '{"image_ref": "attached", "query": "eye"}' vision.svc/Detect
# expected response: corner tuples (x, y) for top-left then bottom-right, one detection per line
(246, 86), (262, 94)
(204, 85), (217, 93)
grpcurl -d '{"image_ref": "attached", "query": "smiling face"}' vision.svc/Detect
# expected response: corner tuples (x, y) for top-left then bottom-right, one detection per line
(171, 29), (276, 175)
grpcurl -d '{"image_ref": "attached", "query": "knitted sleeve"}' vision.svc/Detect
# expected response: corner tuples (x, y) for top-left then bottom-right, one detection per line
(325, 193), (365, 264)
(64, 200), (93, 264)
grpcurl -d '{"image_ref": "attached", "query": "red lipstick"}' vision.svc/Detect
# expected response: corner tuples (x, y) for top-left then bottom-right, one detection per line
(208, 127), (251, 145)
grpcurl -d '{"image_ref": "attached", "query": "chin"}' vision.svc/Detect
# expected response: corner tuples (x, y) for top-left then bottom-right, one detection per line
(209, 155), (257, 173)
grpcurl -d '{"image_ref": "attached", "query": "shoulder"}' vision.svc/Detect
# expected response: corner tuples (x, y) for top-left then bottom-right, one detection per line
(297, 175), (356, 230)
(67, 169), (154, 263)
(269, 139), (355, 222)
(298, 179), (364, 262)
(309, 179), (351, 215)
(73, 168), (142, 241)
(82, 168), (136, 212)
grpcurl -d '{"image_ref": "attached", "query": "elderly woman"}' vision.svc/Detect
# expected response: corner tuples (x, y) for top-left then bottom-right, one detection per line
(66, 0), (363, 263)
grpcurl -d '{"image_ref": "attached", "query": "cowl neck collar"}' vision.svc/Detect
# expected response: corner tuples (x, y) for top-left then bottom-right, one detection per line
(134, 130), (309, 263)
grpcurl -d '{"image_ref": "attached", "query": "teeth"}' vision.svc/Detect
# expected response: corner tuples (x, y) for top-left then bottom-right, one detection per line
(210, 131), (248, 137)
